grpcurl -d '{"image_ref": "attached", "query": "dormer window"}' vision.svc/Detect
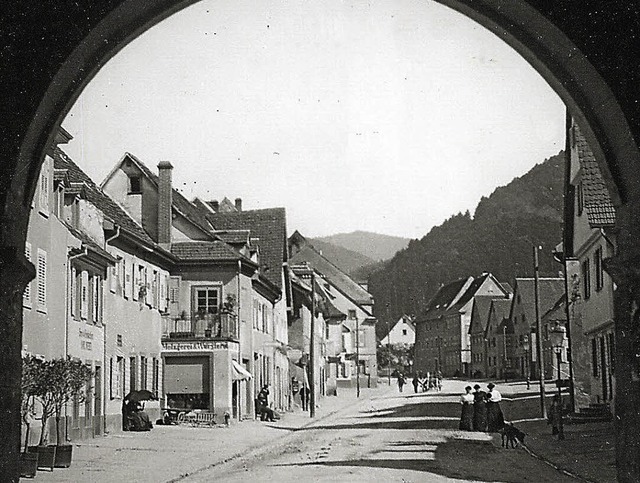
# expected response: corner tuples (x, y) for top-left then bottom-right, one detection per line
(129, 176), (141, 194)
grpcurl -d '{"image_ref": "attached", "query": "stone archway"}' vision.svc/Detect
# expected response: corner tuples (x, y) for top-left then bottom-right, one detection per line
(2, 1), (640, 481)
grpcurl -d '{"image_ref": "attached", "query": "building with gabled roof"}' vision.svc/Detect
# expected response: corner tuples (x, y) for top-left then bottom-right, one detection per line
(563, 118), (617, 409)
(510, 277), (565, 380)
(484, 298), (516, 379)
(380, 315), (416, 347)
(469, 292), (512, 378)
(414, 273), (509, 377)
(288, 232), (377, 388)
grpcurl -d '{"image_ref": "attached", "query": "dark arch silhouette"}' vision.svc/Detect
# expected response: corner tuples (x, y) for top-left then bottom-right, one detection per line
(2, 2), (639, 481)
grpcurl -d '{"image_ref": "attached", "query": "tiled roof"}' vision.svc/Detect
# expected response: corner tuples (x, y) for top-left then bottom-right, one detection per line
(64, 222), (117, 263)
(123, 153), (215, 237)
(207, 208), (287, 290)
(289, 243), (374, 309)
(510, 278), (566, 324)
(469, 295), (501, 335)
(53, 148), (155, 245)
(214, 230), (251, 245)
(423, 277), (471, 317)
(484, 298), (513, 338)
(170, 241), (248, 262)
(541, 293), (567, 322)
(575, 125), (616, 227)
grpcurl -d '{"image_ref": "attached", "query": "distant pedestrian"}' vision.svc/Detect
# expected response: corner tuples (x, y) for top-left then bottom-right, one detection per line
(435, 370), (443, 391)
(397, 373), (406, 392)
(299, 385), (310, 411)
(548, 395), (561, 435)
(473, 384), (488, 431)
(418, 373), (428, 392)
(486, 382), (505, 432)
(412, 374), (419, 393)
(459, 386), (474, 430)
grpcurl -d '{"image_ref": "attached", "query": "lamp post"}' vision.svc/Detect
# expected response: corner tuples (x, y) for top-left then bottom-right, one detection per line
(522, 334), (530, 390)
(549, 322), (566, 440)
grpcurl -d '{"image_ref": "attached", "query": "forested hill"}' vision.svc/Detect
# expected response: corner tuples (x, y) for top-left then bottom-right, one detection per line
(368, 151), (565, 337)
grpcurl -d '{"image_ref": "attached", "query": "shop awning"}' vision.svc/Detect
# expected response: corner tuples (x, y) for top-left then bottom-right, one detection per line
(232, 360), (252, 381)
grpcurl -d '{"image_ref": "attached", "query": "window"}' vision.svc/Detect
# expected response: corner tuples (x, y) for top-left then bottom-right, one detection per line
(152, 357), (159, 397)
(110, 263), (117, 293)
(23, 242), (32, 307)
(129, 356), (137, 392)
(522, 314), (526, 324)
(93, 275), (102, 324)
(84, 364), (93, 425)
(123, 258), (130, 299)
(80, 271), (89, 319)
(582, 259), (591, 300)
(357, 328), (365, 348)
(402, 329), (407, 336)
(36, 249), (47, 312)
(592, 338), (599, 377)
(140, 356), (147, 390)
(262, 303), (269, 333)
(129, 176), (141, 194)
(117, 334), (123, 347)
(194, 286), (220, 317)
(595, 247), (604, 292)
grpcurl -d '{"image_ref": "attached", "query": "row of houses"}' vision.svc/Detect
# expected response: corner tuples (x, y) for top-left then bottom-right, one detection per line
(414, 114), (616, 409)
(22, 129), (377, 444)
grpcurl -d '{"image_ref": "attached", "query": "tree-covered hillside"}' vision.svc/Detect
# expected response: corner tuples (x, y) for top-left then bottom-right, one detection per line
(369, 152), (565, 338)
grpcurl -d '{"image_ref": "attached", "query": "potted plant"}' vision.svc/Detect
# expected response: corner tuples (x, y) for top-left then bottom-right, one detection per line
(25, 357), (56, 471)
(49, 357), (93, 468)
(20, 355), (40, 477)
(27, 357), (93, 469)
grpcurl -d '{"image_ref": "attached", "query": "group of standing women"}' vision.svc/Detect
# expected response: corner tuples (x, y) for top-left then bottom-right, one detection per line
(459, 382), (504, 432)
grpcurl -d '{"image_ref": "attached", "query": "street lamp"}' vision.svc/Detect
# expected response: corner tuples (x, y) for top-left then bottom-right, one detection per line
(522, 334), (530, 390)
(549, 322), (566, 440)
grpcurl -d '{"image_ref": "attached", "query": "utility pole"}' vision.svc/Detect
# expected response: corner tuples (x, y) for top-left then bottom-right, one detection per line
(309, 271), (316, 417)
(534, 245), (547, 419)
(386, 302), (391, 386)
(356, 314), (360, 398)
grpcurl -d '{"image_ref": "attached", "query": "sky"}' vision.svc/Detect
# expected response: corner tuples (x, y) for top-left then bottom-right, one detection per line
(62, 0), (565, 239)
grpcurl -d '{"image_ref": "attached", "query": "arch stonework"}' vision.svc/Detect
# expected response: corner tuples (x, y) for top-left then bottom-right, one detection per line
(1, 1), (639, 480)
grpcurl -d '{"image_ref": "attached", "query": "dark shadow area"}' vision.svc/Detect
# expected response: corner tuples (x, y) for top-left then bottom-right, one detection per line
(269, 436), (535, 482)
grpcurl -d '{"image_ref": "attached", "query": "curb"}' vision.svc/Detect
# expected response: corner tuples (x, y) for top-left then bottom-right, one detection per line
(167, 386), (395, 482)
(520, 440), (598, 483)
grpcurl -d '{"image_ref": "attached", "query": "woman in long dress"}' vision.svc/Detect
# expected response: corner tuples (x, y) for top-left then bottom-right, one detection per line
(472, 384), (488, 431)
(486, 382), (505, 432)
(459, 386), (474, 430)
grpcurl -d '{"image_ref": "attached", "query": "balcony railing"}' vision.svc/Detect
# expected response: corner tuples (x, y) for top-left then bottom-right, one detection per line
(162, 313), (238, 340)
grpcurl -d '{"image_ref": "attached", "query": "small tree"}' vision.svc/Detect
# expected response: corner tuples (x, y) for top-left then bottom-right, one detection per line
(29, 357), (93, 446)
(21, 355), (44, 451)
(50, 358), (93, 446)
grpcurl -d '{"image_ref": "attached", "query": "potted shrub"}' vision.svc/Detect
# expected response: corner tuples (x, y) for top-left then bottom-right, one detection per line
(27, 357), (93, 469)
(49, 358), (93, 468)
(20, 355), (40, 477)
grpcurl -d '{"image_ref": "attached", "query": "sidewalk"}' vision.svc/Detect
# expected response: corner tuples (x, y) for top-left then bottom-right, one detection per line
(31, 383), (394, 483)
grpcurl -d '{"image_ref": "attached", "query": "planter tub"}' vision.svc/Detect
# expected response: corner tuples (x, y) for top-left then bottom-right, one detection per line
(53, 444), (73, 468)
(20, 452), (39, 478)
(28, 445), (56, 471)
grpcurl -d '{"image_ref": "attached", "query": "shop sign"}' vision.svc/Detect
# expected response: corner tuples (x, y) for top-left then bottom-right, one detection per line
(162, 341), (228, 351)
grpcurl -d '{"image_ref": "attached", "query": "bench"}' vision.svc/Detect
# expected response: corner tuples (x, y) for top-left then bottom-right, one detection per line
(177, 410), (217, 427)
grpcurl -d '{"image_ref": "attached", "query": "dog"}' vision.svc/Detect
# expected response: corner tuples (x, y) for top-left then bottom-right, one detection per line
(500, 422), (526, 448)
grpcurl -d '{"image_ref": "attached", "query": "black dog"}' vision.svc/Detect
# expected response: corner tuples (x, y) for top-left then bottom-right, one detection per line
(500, 423), (526, 448)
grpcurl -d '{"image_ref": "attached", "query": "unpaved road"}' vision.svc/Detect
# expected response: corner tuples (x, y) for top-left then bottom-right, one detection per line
(183, 388), (578, 482)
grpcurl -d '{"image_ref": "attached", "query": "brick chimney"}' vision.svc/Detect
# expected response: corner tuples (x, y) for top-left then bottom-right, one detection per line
(235, 197), (242, 211)
(157, 161), (173, 247)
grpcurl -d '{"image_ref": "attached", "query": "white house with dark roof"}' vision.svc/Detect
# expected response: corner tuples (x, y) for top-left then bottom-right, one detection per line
(564, 118), (617, 408)
(381, 315), (416, 347)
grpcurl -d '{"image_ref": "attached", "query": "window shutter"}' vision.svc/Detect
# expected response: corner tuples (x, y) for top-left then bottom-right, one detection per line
(132, 264), (139, 301)
(152, 270), (158, 309)
(110, 264), (117, 293)
(36, 249), (47, 311)
(23, 243), (32, 305)
(168, 276), (180, 316)
(81, 271), (89, 319)
(70, 266), (77, 317)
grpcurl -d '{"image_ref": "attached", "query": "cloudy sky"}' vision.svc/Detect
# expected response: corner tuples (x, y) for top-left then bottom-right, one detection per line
(62, 0), (565, 239)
